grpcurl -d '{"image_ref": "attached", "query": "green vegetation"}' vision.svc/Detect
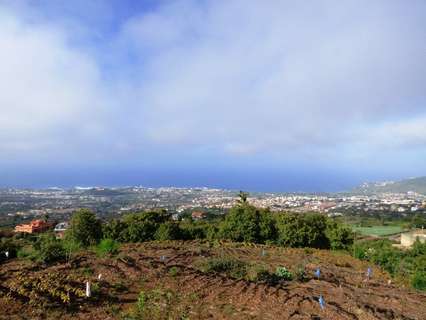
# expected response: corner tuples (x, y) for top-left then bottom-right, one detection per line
(199, 257), (294, 285)
(127, 287), (184, 320)
(218, 204), (277, 243)
(2, 192), (425, 292)
(32, 233), (66, 264)
(65, 209), (102, 247)
(200, 257), (248, 279)
(352, 225), (404, 237)
(353, 239), (426, 291)
(275, 266), (293, 280)
(95, 238), (120, 257)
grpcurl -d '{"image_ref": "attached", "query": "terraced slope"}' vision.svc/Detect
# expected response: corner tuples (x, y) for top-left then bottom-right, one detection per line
(0, 241), (425, 319)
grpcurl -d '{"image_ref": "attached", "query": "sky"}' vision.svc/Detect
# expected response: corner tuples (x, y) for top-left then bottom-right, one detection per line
(0, 0), (426, 192)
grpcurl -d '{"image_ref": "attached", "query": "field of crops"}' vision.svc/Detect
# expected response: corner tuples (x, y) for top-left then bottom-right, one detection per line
(352, 225), (404, 237)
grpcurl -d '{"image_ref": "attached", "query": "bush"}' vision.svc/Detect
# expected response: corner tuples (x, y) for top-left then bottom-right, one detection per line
(65, 209), (103, 247)
(201, 258), (248, 279)
(275, 266), (293, 280)
(16, 246), (35, 260)
(96, 238), (120, 257)
(294, 264), (307, 281)
(121, 210), (169, 242)
(245, 264), (276, 283)
(179, 220), (209, 240)
(326, 220), (354, 250)
(276, 213), (329, 249)
(411, 271), (426, 291)
(0, 237), (21, 261)
(218, 204), (276, 243)
(102, 219), (127, 242)
(169, 266), (179, 277)
(33, 233), (66, 264)
(154, 222), (181, 241)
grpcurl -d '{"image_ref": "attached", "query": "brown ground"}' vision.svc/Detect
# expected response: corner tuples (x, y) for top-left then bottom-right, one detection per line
(0, 240), (425, 320)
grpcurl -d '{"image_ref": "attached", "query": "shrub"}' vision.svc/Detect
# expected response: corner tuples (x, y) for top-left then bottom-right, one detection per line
(294, 264), (307, 281)
(275, 266), (293, 280)
(218, 204), (276, 243)
(0, 237), (21, 261)
(201, 258), (248, 279)
(326, 220), (354, 250)
(154, 222), (181, 241)
(102, 219), (127, 242)
(96, 238), (120, 257)
(411, 271), (426, 291)
(169, 266), (179, 277)
(246, 264), (273, 283)
(65, 209), (103, 247)
(276, 213), (329, 249)
(62, 238), (82, 261)
(137, 291), (146, 312)
(179, 220), (209, 240)
(121, 210), (169, 242)
(33, 233), (66, 264)
(16, 246), (35, 260)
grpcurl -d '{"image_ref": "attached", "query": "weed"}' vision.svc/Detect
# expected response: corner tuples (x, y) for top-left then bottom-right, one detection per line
(294, 264), (307, 281)
(201, 257), (247, 278)
(137, 291), (146, 312)
(275, 266), (293, 280)
(95, 239), (120, 257)
(169, 266), (179, 277)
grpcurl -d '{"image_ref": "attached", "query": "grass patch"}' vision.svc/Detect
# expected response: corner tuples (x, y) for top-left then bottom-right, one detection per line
(352, 225), (404, 237)
(95, 238), (120, 257)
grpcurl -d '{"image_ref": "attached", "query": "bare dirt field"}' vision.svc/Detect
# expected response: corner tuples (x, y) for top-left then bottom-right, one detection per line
(1, 240), (425, 320)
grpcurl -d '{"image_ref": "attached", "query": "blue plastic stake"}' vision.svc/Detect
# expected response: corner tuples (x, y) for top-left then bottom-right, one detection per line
(319, 295), (325, 310)
(315, 267), (321, 280)
(367, 267), (372, 279)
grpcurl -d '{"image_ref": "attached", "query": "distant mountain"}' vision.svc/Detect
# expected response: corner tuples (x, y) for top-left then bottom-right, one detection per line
(353, 177), (426, 195)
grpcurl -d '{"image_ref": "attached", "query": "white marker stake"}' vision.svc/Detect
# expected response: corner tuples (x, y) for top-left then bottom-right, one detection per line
(98, 274), (102, 280)
(86, 281), (91, 297)
(5, 251), (9, 258)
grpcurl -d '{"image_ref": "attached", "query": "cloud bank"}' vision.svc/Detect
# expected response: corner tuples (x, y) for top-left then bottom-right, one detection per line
(1, 0), (426, 187)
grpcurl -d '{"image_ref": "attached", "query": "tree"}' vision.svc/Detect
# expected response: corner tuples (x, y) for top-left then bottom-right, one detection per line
(237, 191), (249, 204)
(218, 204), (276, 243)
(411, 214), (426, 229)
(276, 213), (329, 249)
(33, 233), (65, 264)
(121, 210), (170, 242)
(103, 219), (127, 242)
(154, 222), (181, 241)
(65, 209), (102, 247)
(326, 220), (354, 250)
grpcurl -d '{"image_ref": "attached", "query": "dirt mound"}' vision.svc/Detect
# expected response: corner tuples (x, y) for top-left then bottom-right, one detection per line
(0, 241), (425, 319)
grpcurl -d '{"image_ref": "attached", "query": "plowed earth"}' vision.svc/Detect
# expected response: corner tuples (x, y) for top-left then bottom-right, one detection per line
(0, 241), (425, 320)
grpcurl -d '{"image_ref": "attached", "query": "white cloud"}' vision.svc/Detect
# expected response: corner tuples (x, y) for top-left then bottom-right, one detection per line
(0, 6), (108, 159)
(1, 0), (426, 170)
(119, 0), (426, 158)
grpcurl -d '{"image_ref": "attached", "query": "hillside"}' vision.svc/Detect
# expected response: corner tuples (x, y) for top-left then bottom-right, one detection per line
(353, 177), (426, 195)
(1, 241), (425, 320)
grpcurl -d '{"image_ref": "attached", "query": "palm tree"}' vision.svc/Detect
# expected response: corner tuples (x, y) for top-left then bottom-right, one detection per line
(237, 191), (249, 204)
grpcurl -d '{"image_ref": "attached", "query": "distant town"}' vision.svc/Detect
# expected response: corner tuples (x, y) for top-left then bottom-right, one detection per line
(1, 186), (425, 228)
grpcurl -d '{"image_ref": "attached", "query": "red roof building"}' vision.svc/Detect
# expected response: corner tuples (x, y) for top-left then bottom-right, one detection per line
(14, 220), (52, 234)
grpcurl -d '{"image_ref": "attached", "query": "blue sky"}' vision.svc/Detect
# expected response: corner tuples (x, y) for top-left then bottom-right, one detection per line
(1, 0), (426, 192)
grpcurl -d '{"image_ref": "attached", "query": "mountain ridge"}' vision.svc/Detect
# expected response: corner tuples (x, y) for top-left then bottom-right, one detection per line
(353, 176), (426, 194)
